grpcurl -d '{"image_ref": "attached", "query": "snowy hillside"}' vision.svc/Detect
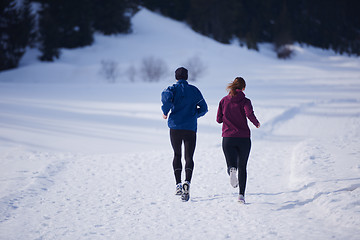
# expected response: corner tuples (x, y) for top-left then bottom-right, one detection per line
(0, 8), (360, 240)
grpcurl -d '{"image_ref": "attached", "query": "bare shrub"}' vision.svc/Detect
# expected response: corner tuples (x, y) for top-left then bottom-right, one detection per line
(100, 59), (119, 82)
(125, 65), (137, 82)
(183, 56), (206, 81)
(140, 56), (168, 82)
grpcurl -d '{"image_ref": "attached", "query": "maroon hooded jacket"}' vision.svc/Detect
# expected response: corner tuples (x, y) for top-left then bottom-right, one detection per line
(216, 89), (259, 138)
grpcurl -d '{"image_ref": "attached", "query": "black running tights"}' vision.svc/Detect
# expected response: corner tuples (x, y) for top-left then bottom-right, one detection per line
(222, 137), (251, 195)
(170, 129), (196, 184)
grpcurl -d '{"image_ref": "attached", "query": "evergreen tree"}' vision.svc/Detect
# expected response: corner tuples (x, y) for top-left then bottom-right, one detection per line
(237, 0), (263, 50)
(187, 0), (237, 44)
(37, 1), (61, 61)
(57, 0), (94, 49)
(92, 0), (139, 35)
(21, 0), (36, 47)
(38, 0), (94, 61)
(142, 0), (190, 21)
(0, 0), (34, 71)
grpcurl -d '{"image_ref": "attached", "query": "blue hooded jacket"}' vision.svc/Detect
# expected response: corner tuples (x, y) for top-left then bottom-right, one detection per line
(161, 80), (208, 132)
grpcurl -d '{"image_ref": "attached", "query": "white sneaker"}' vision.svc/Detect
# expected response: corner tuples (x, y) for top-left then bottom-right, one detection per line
(238, 194), (245, 204)
(181, 181), (190, 202)
(229, 168), (238, 188)
(175, 183), (182, 195)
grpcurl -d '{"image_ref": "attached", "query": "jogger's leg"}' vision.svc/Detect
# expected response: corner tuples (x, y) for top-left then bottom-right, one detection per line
(184, 130), (196, 183)
(237, 138), (251, 195)
(222, 137), (238, 175)
(170, 129), (183, 184)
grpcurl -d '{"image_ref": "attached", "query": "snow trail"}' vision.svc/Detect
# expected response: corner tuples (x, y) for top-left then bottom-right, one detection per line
(1, 136), (359, 239)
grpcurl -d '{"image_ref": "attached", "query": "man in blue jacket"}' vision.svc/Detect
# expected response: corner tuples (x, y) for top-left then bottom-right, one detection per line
(161, 67), (208, 201)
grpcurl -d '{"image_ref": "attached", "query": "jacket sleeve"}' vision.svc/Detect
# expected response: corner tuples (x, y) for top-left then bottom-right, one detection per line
(161, 86), (174, 115)
(196, 90), (208, 118)
(244, 99), (260, 127)
(216, 100), (223, 123)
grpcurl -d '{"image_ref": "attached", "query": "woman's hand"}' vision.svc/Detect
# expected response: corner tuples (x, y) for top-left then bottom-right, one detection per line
(257, 123), (261, 128)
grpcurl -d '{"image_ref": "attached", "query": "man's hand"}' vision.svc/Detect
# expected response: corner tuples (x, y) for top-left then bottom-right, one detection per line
(163, 114), (168, 119)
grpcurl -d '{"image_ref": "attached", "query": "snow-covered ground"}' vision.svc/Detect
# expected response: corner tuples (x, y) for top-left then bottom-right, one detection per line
(0, 8), (360, 240)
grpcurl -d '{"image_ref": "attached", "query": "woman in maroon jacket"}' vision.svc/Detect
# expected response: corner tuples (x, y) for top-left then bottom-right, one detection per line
(216, 77), (260, 203)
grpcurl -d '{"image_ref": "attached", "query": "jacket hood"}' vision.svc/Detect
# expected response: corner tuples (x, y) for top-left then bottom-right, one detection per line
(229, 89), (246, 102)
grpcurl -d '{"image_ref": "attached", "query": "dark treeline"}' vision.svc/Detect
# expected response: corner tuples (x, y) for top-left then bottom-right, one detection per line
(142, 0), (360, 58)
(1, 0), (139, 71)
(1, 0), (359, 71)
(37, 0), (139, 61)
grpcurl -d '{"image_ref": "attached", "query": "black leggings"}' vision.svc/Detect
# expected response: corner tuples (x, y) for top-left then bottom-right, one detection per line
(170, 129), (196, 184)
(222, 137), (251, 195)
